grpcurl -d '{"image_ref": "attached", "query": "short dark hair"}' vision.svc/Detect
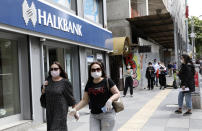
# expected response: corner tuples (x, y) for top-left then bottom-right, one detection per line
(148, 62), (152, 65)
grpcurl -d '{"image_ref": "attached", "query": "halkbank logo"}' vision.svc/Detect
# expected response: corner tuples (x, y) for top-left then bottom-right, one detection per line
(22, 0), (82, 36)
(22, 0), (37, 27)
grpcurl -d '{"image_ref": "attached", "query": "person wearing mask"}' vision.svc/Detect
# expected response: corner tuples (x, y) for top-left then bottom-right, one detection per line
(153, 59), (160, 87)
(41, 61), (77, 131)
(159, 62), (167, 90)
(168, 62), (173, 77)
(146, 62), (155, 90)
(69, 62), (120, 131)
(175, 54), (195, 115)
(123, 67), (134, 97)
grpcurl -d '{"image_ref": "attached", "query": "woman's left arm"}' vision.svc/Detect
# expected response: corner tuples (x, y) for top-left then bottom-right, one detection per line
(109, 85), (120, 102)
(63, 80), (76, 106)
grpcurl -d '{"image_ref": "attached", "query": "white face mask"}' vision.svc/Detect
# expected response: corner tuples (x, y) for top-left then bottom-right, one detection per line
(51, 70), (60, 78)
(181, 59), (184, 64)
(91, 71), (102, 79)
(127, 69), (131, 74)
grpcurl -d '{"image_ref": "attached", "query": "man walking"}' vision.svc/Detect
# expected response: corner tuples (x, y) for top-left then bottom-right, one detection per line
(146, 62), (155, 90)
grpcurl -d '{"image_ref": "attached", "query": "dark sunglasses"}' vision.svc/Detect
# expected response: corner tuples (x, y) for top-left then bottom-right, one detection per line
(91, 68), (101, 72)
(50, 68), (59, 71)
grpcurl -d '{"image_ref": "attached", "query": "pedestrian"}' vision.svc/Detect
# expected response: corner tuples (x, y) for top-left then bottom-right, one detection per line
(173, 62), (177, 70)
(146, 62), (155, 90)
(173, 69), (177, 89)
(123, 67), (134, 97)
(159, 62), (167, 90)
(69, 61), (120, 131)
(153, 59), (160, 87)
(41, 61), (77, 131)
(168, 62), (173, 77)
(175, 54), (195, 115)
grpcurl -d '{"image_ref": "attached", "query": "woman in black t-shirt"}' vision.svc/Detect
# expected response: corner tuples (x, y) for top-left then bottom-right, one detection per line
(69, 61), (120, 131)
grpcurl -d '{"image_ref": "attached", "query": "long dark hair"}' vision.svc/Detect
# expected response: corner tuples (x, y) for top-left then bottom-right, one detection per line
(181, 54), (193, 65)
(181, 54), (195, 75)
(48, 61), (68, 79)
(88, 61), (106, 82)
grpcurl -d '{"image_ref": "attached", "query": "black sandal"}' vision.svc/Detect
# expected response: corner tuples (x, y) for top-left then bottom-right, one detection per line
(183, 111), (192, 116)
(175, 110), (182, 114)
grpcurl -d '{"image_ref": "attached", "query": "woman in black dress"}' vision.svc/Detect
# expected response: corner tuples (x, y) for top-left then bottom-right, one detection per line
(42, 61), (76, 131)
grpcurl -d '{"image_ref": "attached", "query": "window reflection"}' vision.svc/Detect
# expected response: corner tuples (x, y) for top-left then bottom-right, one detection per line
(84, 0), (103, 24)
(0, 39), (20, 118)
(50, 0), (76, 11)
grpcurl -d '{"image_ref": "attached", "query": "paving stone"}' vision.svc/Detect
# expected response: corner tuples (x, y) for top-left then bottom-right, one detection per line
(165, 127), (189, 131)
(189, 129), (202, 131)
(169, 113), (190, 119)
(144, 118), (168, 127)
(166, 118), (189, 128)
(151, 111), (171, 119)
(190, 111), (202, 120)
(189, 119), (202, 129)
(141, 126), (165, 131)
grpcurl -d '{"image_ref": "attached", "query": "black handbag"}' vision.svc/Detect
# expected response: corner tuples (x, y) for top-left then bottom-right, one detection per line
(40, 93), (46, 108)
(40, 85), (46, 108)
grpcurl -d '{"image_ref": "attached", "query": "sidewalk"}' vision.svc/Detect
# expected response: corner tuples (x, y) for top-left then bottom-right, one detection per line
(141, 89), (202, 131)
(29, 76), (202, 131)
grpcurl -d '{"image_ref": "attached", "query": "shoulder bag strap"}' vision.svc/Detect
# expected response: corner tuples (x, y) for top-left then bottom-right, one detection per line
(106, 78), (114, 98)
(106, 78), (109, 91)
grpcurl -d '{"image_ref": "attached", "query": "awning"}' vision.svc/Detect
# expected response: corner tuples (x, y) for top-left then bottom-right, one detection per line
(112, 37), (130, 55)
(127, 13), (174, 48)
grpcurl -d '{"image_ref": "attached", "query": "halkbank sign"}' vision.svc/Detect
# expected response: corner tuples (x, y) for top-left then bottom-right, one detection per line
(0, 0), (113, 50)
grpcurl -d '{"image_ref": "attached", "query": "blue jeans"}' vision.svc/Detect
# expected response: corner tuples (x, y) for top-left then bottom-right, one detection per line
(178, 92), (192, 109)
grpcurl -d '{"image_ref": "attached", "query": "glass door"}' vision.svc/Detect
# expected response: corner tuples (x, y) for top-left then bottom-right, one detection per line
(65, 48), (73, 82)
(43, 45), (73, 83)
(0, 39), (20, 119)
(42, 43), (80, 102)
(43, 46), (65, 79)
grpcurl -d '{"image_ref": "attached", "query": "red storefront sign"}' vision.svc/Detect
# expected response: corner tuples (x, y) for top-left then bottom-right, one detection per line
(194, 72), (199, 87)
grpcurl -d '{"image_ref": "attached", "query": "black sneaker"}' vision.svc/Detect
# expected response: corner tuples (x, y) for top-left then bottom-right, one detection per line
(175, 110), (182, 114)
(183, 111), (192, 116)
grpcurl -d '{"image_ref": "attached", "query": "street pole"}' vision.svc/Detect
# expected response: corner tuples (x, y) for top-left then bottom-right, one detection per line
(191, 18), (195, 61)
(185, 0), (189, 53)
(199, 15), (202, 59)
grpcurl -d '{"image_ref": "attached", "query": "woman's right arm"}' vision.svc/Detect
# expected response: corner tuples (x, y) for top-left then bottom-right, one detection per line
(41, 80), (48, 94)
(74, 92), (89, 111)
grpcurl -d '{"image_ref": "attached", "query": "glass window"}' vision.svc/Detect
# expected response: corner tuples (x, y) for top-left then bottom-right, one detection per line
(84, 0), (103, 24)
(48, 47), (65, 68)
(0, 39), (20, 118)
(49, 0), (76, 12)
(65, 49), (72, 82)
